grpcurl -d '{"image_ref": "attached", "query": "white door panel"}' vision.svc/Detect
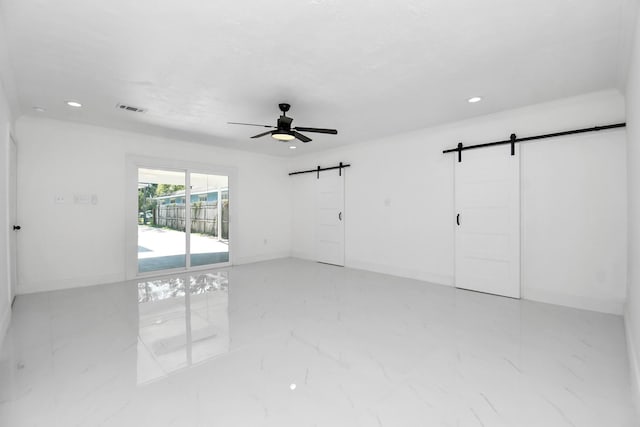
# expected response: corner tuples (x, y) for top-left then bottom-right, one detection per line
(462, 208), (510, 233)
(9, 136), (18, 301)
(455, 145), (520, 298)
(316, 171), (345, 266)
(460, 234), (509, 259)
(464, 182), (511, 207)
(457, 258), (512, 295)
(318, 209), (338, 224)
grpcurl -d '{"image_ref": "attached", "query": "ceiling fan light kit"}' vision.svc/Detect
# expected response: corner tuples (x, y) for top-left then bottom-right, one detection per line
(228, 103), (338, 144)
(272, 130), (295, 141)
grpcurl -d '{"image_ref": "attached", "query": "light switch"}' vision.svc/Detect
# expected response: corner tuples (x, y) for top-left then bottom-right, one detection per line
(74, 193), (91, 204)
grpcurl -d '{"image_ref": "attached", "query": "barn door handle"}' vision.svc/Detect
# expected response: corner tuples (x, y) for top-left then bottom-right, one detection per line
(338, 212), (342, 221)
(456, 214), (460, 226)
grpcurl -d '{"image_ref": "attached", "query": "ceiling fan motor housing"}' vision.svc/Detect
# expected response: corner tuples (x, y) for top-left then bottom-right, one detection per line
(277, 115), (293, 130)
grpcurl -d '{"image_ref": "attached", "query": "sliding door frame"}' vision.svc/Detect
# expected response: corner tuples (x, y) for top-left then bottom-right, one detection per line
(125, 155), (236, 280)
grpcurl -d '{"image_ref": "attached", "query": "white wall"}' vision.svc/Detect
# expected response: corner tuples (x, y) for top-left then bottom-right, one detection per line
(522, 130), (627, 313)
(0, 82), (13, 343)
(15, 116), (291, 293)
(625, 2), (640, 412)
(290, 90), (627, 314)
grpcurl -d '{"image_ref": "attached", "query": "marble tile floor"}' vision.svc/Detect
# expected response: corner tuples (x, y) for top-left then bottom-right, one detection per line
(0, 258), (637, 426)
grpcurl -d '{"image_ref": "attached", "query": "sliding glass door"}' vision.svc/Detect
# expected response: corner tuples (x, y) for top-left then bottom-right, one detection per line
(137, 167), (230, 275)
(189, 172), (229, 267)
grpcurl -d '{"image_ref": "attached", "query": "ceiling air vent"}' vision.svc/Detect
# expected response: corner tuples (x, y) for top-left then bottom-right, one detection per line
(116, 103), (146, 113)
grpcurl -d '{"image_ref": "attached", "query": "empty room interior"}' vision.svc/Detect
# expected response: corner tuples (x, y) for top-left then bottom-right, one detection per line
(4, 0), (640, 426)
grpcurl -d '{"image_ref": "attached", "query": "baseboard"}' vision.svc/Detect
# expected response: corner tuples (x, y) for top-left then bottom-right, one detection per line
(523, 288), (624, 315)
(289, 256), (625, 316)
(18, 272), (126, 295)
(345, 258), (454, 287)
(290, 251), (315, 261)
(288, 253), (454, 287)
(234, 252), (290, 266)
(624, 306), (640, 416)
(0, 303), (11, 350)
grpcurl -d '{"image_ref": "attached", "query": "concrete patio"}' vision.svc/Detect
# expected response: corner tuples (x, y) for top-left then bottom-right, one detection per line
(137, 225), (229, 272)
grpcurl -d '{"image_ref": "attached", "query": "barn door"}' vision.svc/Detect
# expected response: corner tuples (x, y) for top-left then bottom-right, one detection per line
(316, 170), (345, 266)
(9, 135), (18, 302)
(455, 145), (520, 298)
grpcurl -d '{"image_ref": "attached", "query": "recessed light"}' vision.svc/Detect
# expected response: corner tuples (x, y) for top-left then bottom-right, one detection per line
(289, 383), (297, 390)
(32, 106), (46, 112)
(289, 146), (297, 150)
(468, 96), (482, 103)
(65, 100), (82, 108)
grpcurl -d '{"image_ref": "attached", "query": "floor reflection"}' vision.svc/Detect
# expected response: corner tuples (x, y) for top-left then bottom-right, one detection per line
(136, 272), (229, 385)
(1, 259), (636, 426)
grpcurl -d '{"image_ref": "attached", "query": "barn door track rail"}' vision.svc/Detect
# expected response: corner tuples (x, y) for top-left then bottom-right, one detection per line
(288, 162), (351, 179)
(443, 122), (626, 162)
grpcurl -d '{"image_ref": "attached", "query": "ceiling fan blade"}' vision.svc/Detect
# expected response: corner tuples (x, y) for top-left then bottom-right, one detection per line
(251, 130), (274, 139)
(293, 127), (338, 135)
(228, 122), (275, 128)
(293, 131), (312, 143)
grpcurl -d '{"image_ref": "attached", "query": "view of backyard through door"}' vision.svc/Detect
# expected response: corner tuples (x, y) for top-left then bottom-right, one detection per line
(137, 168), (229, 274)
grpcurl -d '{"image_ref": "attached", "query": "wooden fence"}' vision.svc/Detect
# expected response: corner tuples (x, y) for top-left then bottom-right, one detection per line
(155, 201), (229, 239)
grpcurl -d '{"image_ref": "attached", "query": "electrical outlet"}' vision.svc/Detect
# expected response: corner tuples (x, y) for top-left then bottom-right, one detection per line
(54, 195), (65, 204)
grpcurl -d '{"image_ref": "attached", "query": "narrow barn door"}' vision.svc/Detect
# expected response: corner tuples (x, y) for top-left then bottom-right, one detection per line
(455, 145), (520, 298)
(9, 136), (18, 302)
(316, 170), (345, 266)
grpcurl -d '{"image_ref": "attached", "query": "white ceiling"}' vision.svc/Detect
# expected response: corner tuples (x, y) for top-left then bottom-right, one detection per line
(0, 0), (637, 157)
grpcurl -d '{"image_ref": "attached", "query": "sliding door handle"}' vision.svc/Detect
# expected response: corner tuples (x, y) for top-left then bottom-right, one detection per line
(338, 212), (342, 221)
(456, 214), (460, 226)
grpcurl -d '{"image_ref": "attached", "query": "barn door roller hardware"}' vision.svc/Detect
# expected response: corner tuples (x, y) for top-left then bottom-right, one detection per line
(288, 162), (351, 179)
(443, 123), (626, 163)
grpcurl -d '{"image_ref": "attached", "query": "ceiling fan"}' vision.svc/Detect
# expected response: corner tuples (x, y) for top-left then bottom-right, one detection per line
(228, 103), (338, 143)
